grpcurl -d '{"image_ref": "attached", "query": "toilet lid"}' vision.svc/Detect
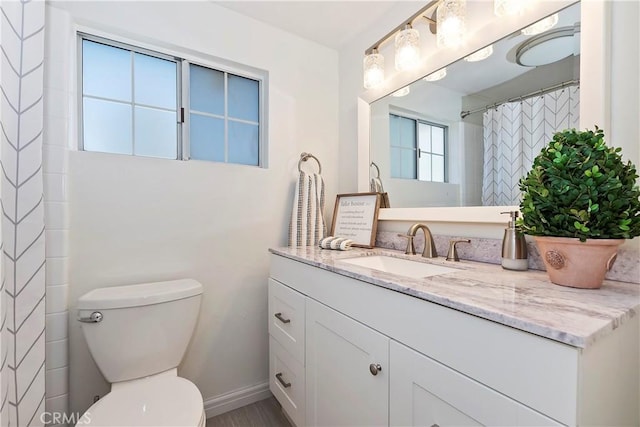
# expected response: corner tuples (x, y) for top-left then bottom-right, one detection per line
(79, 376), (203, 426)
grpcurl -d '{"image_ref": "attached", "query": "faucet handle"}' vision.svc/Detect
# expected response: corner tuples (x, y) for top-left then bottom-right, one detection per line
(446, 239), (471, 262)
(398, 234), (416, 255)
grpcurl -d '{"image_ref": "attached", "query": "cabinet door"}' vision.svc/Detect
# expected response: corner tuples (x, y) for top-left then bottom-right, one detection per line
(305, 298), (389, 427)
(390, 341), (561, 427)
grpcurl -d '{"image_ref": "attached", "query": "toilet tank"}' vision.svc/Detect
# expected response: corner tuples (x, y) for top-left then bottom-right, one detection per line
(77, 279), (203, 383)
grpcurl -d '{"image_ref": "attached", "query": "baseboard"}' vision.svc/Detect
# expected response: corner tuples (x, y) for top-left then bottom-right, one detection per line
(203, 381), (272, 419)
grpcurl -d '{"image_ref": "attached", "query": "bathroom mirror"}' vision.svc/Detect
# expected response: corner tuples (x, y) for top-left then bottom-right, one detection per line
(368, 2), (581, 209)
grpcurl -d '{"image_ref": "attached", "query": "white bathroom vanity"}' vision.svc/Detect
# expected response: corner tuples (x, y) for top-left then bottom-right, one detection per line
(268, 247), (639, 427)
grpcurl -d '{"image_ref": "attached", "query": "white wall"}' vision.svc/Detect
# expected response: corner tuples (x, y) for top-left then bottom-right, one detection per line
(45, 0), (339, 415)
(609, 0), (639, 167)
(460, 122), (484, 206)
(44, 5), (73, 420)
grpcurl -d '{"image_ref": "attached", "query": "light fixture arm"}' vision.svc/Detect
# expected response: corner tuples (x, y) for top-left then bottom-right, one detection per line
(364, 0), (441, 55)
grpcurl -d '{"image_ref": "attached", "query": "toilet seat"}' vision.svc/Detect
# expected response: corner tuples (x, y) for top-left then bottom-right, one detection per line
(78, 375), (204, 426)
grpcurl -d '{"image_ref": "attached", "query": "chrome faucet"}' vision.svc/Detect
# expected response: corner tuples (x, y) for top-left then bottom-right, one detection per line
(401, 223), (438, 258)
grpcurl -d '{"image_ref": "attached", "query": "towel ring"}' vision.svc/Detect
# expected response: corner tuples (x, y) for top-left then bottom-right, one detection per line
(370, 162), (381, 179)
(298, 152), (322, 174)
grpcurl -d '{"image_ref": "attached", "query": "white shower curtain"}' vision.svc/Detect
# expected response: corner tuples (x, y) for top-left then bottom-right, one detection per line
(1, 1), (47, 426)
(482, 86), (580, 206)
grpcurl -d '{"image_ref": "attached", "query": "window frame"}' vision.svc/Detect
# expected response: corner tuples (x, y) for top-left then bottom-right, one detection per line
(77, 31), (268, 168)
(416, 120), (448, 183)
(389, 111), (448, 183)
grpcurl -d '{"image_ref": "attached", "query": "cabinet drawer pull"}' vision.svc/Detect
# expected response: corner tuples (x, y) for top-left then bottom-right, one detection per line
(369, 363), (382, 376)
(274, 312), (291, 324)
(275, 372), (291, 388)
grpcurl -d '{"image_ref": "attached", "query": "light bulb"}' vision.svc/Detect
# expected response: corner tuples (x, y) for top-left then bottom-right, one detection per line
(522, 14), (558, 36)
(437, 0), (467, 49)
(391, 86), (410, 97)
(464, 45), (494, 62)
(363, 49), (384, 89)
(423, 68), (447, 82)
(395, 25), (420, 71)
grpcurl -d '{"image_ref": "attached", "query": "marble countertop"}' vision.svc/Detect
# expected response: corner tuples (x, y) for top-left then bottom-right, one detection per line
(269, 246), (640, 349)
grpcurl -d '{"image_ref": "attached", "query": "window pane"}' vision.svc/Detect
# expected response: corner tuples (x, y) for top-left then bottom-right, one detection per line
(432, 155), (445, 182)
(134, 107), (177, 159)
(83, 40), (131, 102)
(134, 53), (177, 110)
(419, 153), (432, 181)
(389, 115), (400, 147)
(228, 75), (259, 122)
(399, 117), (416, 148)
(190, 114), (224, 162)
(390, 147), (401, 178)
(418, 123), (432, 151)
(432, 126), (445, 154)
(190, 64), (224, 115)
(228, 121), (259, 166)
(83, 98), (132, 154)
(401, 149), (416, 179)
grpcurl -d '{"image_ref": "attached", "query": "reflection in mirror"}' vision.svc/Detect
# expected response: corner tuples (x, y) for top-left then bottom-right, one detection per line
(370, 3), (580, 208)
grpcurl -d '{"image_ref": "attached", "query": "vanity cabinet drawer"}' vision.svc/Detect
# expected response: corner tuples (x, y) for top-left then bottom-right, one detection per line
(269, 336), (305, 427)
(268, 279), (305, 363)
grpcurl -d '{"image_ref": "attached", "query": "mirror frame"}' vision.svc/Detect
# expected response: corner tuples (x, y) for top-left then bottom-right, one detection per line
(358, 0), (610, 223)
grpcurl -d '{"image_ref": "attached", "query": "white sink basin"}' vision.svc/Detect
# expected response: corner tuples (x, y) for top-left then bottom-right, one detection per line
(338, 255), (458, 279)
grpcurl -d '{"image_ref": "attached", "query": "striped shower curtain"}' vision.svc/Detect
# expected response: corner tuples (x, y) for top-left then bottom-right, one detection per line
(482, 86), (580, 206)
(1, 0), (47, 426)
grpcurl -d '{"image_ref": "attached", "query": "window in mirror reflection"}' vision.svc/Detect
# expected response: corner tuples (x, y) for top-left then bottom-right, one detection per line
(389, 113), (447, 183)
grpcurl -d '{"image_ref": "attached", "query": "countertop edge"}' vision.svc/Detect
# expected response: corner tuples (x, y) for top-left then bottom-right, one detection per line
(268, 247), (640, 349)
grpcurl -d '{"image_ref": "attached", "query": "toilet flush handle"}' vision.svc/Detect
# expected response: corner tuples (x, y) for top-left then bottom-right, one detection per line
(78, 311), (103, 323)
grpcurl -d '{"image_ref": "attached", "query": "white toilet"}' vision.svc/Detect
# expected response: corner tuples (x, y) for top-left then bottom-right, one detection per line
(75, 279), (205, 426)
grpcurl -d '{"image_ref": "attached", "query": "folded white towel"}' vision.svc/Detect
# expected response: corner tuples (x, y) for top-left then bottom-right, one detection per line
(288, 171), (326, 246)
(319, 236), (353, 251)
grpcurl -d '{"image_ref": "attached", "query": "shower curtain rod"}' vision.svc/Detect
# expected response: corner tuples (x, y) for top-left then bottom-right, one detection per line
(460, 79), (580, 119)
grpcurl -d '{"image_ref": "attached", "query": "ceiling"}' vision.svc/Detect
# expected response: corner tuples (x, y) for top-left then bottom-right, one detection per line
(213, 1), (409, 49)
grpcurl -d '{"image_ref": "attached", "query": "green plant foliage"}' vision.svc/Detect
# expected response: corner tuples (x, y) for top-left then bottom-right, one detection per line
(518, 127), (640, 241)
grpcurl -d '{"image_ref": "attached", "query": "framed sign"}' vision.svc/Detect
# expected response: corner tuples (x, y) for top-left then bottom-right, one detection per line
(330, 193), (382, 248)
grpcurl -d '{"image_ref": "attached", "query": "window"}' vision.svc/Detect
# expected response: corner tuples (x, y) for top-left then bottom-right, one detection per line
(189, 65), (260, 165)
(389, 113), (447, 182)
(79, 34), (265, 167)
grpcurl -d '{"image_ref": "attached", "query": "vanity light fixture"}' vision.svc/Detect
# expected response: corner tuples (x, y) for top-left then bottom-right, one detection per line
(363, 48), (385, 89)
(522, 13), (558, 35)
(464, 44), (493, 62)
(423, 67), (447, 82)
(494, 0), (528, 17)
(395, 24), (421, 71)
(362, 0), (440, 89)
(391, 86), (410, 97)
(437, 0), (467, 48)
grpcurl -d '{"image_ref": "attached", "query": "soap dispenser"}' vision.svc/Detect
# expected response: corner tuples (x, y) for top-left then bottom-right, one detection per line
(500, 211), (528, 271)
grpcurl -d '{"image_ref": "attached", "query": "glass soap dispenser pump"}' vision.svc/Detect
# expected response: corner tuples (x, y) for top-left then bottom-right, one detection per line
(500, 211), (528, 271)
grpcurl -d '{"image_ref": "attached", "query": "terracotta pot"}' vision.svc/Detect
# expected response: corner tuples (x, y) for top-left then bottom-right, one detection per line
(533, 236), (624, 289)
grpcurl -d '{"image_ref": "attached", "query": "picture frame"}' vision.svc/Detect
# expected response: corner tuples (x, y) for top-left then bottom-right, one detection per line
(330, 192), (382, 248)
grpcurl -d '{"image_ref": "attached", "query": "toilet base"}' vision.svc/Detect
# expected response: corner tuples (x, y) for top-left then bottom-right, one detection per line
(76, 373), (204, 426)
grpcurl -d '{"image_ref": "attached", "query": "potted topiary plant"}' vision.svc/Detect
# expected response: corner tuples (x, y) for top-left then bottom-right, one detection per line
(518, 127), (640, 289)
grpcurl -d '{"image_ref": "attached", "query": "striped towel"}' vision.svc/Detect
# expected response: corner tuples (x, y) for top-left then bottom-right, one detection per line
(288, 171), (326, 246)
(319, 236), (353, 251)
